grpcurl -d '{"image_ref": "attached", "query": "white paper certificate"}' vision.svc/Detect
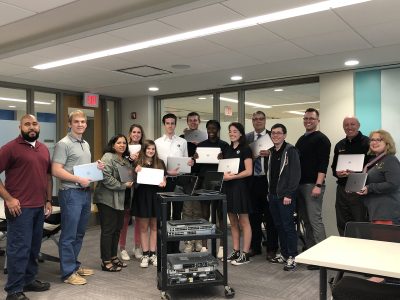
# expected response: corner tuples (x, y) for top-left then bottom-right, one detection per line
(128, 144), (141, 154)
(136, 168), (164, 185)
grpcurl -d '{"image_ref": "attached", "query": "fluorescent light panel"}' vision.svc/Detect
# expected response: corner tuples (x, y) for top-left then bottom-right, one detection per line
(33, 0), (371, 70)
(0, 97), (52, 105)
(220, 97), (272, 109)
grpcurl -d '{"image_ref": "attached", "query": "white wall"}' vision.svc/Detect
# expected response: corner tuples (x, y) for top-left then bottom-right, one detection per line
(320, 71), (355, 237)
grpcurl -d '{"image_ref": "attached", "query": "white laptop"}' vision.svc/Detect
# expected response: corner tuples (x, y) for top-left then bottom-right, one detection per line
(345, 173), (368, 193)
(184, 130), (207, 143)
(250, 134), (274, 157)
(128, 144), (141, 154)
(195, 147), (220, 164)
(137, 168), (164, 186)
(73, 162), (104, 182)
(218, 158), (240, 174)
(167, 156), (192, 174)
(336, 154), (365, 172)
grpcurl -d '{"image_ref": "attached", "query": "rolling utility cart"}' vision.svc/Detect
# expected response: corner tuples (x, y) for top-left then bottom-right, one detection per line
(157, 194), (235, 300)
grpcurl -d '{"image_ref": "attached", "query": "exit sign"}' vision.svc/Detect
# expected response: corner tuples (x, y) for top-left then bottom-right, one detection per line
(83, 93), (99, 108)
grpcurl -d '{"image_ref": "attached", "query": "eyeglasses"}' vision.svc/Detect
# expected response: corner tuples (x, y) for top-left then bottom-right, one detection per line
(303, 117), (318, 121)
(370, 138), (384, 143)
(252, 117), (265, 121)
(271, 132), (284, 135)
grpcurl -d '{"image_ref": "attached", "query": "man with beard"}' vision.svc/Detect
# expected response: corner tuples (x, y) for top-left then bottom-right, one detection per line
(0, 114), (52, 300)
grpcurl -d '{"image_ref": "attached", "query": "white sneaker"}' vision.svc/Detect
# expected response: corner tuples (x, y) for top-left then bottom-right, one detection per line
(200, 247), (208, 253)
(134, 247), (143, 259)
(195, 241), (203, 252)
(140, 255), (149, 268)
(217, 246), (224, 259)
(149, 254), (157, 267)
(120, 249), (130, 261)
(183, 242), (193, 253)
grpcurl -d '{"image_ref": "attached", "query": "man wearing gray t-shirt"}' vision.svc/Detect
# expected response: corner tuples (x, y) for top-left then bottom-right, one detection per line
(52, 110), (103, 285)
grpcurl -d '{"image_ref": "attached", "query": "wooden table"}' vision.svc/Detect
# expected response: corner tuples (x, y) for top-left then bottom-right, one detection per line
(296, 235), (400, 300)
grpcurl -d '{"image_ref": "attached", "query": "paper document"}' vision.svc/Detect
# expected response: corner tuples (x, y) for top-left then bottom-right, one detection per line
(128, 144), (141, 154)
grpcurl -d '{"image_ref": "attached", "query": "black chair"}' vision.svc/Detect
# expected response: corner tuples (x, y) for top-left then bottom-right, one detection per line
(331, 222), (400, 300)
(39, 196), (61, 263)
(0, 218), (7, 274)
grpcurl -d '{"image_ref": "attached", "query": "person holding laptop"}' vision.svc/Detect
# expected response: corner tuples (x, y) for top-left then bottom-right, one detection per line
(132, 140), (166, 268)
(52, 110), (104, 285)
(194, 120), (229, 256)
(357, 130), (400, 225)
(93, 134), (133, 272)
(331, 116), (369, 236)
(222, 122), (253, 265)
(268, 124), (301, 271)
(0, 114), (52, 300)
(119, 124), (145, 261)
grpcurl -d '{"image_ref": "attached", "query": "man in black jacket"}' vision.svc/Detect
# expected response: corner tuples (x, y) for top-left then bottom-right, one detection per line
(331, 116), (369, 236)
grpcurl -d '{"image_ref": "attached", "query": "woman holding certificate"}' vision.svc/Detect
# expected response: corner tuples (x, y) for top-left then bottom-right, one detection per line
(132, 140), (166, 268)
(222, 122), (253, 266)
(93, 134), (134, 272)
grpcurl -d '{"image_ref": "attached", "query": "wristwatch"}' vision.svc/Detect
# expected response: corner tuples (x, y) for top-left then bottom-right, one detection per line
(46, 200), (52, 203)
(315, 184), (322, 188)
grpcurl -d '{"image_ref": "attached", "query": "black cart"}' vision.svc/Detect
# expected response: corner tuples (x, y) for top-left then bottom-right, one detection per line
(156, 193), (235, 300)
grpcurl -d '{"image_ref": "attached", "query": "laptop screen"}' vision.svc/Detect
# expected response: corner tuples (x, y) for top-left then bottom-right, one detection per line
(175, 175), (198, 196)
(201, 171), (224, 192)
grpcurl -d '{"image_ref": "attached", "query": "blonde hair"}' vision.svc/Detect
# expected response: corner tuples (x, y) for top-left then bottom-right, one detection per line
(369, 129), (396, 155)
(68, 110), (87, 123)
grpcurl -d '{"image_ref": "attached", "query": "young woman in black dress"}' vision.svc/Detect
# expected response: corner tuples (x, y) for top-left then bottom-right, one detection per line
(132, 140), (166, 268)
(222, 122), (253, 265)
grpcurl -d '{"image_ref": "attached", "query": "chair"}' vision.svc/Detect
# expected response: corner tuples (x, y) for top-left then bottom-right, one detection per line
(331, 222), (400, 300)
(39, 196), (61, 263)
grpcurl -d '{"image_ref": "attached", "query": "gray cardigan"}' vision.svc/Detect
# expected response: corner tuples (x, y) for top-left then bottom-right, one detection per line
(267, 143), (301, 199)
(93, 152), (132, 210)
(364, 154), (400, 221)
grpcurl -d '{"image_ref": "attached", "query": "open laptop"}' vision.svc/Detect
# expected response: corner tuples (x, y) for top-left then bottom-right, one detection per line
(117, 165), (134, 182)
(167, 156), (192, 174)
(73, 162), (103, 182)
(345, 173), (368, 192)
(217, 158), (240, 174)
(336, 154), (365, 172)
(158, 175), (198, 197)
(194, 171), (224, 195)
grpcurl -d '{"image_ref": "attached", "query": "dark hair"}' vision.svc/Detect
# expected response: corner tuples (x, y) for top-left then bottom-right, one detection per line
(271, 123), (287, 134)
(162, 113), (177, 125)
(128, 124), (145, 144)
(228, 122), (247, 146)
(206, 119), (221, 131)
(252, 111), (266, 118)
(305, 108), (319, 117)
(104, 134), (130, 157)
(186, 112), (200, 122)
(136, 140), (165, 169)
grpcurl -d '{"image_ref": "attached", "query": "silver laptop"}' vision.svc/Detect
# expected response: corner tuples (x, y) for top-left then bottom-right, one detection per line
(184, 130), (207, 143)
(250, 134), (274, 157)
(167, 156), (192, 174)
(218, 158), (240, 174)
(117, 165), (134, 182)
(336, 154), (365, 172)
(195, 147), (220, 164)
(345, 173), (368, 192)
(73, 162), (104, 182)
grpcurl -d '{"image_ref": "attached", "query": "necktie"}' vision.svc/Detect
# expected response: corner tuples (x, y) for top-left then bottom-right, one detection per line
(254, 133), (262, 175)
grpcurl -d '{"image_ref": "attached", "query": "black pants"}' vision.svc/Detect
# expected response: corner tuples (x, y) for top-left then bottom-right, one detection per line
(249, 176), (279, 253)
(97, 203), (125, 261)
(335, 185), (367, 236)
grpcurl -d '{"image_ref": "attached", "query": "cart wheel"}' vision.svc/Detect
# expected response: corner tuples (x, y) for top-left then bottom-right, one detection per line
(160, 291), (172, 300)
(224, 286), (235, 298)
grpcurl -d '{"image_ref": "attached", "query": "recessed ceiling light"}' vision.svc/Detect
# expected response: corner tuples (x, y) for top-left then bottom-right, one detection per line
(230, 75), (243, 81)
(274, 88), (284, 92)
(148, 87), (159, 92)
(198, 97), (207, 100)
(8, 105), (16, 108)
(344, 59), (359, 66)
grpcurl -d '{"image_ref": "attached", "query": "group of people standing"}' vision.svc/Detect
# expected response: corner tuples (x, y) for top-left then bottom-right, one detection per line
(1, 106), (399, 300)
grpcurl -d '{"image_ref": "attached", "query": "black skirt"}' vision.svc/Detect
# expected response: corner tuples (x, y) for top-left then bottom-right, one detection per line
(223, 178), (252, 214)
(132, 184), (161, 218)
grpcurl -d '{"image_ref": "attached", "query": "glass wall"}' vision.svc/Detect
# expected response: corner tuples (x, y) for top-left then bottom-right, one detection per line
(219, 92), (238, 142)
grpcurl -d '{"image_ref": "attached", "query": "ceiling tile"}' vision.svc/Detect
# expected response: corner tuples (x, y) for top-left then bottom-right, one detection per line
(1, 0), (76, 13)
(292, 30), (372, 55)
(0, 61), (32, 76)
(64, 33), (129, 52)
(192, 50), (262, 69)
(356, 20), (400, 47)
(159, 4), (243, 31)
(28, 44), (87, 60)
(0, 2), (34, 26)
(157, 39), (228, 58)
(1, 53), (49, 67)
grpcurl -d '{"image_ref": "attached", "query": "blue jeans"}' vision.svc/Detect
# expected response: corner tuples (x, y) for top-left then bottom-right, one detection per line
(268, 194), (298, 258)
(5, 207), (44, 294)
(59, 188), (91, 280)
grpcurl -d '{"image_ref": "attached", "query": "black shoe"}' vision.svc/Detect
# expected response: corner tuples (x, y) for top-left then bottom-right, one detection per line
(225, 250), (240, 262)
(266, 250), (277, 261)
(231, 252), (250, 266)
(307, 265), (320, 270)
(6, 292), (29, 300)
(247, 249), (261, 257)
(23, 280), (50, 292)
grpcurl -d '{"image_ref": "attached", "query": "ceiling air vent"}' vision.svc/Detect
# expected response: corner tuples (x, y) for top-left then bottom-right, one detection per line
(115, 65), (172, 77)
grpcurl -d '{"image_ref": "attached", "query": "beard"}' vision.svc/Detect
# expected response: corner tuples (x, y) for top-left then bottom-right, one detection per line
(21, 130), (39, 142)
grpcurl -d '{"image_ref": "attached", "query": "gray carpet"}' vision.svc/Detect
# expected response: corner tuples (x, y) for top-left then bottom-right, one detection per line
(0, 225), (329, 300)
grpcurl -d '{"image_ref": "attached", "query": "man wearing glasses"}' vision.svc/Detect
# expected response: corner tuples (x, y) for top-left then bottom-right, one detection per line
(295, 108), (331, 269)
(245, 111), (278, 260)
